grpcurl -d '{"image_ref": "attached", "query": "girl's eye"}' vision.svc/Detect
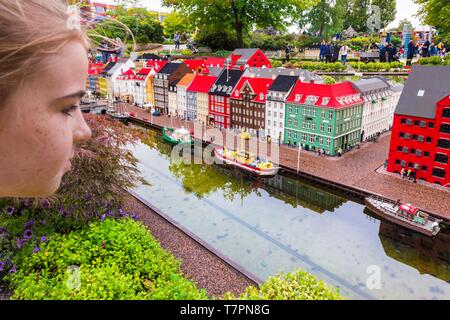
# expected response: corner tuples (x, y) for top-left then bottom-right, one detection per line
(62, 105), (78, 117)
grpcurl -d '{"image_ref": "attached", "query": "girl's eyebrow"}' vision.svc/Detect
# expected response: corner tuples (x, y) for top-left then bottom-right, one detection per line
(53, 90), (86, 103)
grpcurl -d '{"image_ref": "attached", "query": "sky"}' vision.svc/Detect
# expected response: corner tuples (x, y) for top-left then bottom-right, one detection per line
(106, 0), (424, 29)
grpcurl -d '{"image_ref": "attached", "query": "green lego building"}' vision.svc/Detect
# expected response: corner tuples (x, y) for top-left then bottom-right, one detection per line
(284, 81), (364, 156)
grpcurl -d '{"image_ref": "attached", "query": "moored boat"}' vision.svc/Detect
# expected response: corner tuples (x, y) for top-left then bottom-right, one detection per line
(162, 127), (193, 144)
(214, 147), (279, 177)
(365, 196), (442, 237)
(106, 110), (130, 121)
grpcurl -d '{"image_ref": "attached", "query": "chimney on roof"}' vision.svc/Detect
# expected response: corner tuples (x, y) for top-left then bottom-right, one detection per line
(310, 80), (315, 84)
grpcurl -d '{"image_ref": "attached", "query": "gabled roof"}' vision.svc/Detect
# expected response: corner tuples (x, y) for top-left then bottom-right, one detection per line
(116, 68), (135, 81)
(209, 69), (245, 96)
(187, 75), (218, 94)
(286, 82), (363, 108)
(177, 73), (196, 88)
(229, 48), (259, 66)
(351, 77), (391, 94)
(157, 62), (183, 75)
(146, 60), (168, 73)
(231, 77), (274, 103)
(203, 57), (226, 67)
(394, 65), (450, 119)
(268, 75), (299, 93)
(184, 58), (227, 74)
(135, 68), (151, 81)
(183, 59), (210, 74)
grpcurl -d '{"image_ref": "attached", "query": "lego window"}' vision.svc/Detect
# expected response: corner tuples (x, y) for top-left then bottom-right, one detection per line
(443, 108), (450, 118)
(435, 153), (448, 164)
(432, 168), (446, 178)
(440, 124), (450, 134)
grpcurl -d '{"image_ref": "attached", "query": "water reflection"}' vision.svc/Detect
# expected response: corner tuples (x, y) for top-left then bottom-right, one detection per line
(132, 129), (450, 299)
(376, 214), (450, 284)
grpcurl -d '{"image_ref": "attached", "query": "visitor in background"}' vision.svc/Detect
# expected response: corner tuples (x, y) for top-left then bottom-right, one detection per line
(379, 43), (387, 62)
(421, 39), (430, 57)
(325, 42), (333, 63)
(174, 32), (181, 50)
(332, 42), (340, 62)
(340, 44), (349, 65)
(406, 40), (416, 67)
(319, 40), (327, 62)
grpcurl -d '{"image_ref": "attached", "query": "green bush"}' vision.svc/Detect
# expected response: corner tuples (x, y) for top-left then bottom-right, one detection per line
(349, 61), (406, 72)
(181, 49), (192, 56)
(298, 61), (346, 72)
(418, 56), (450, 66)
(7, 218), (209, 300)
(270, 59), (283, 68)
(223, 270), (344, 300)
(213, 50), (232, 57)
(323, 76), (337, 84)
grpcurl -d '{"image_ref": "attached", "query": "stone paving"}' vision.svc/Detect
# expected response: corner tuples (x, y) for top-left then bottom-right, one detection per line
(124, 104), (450, 220)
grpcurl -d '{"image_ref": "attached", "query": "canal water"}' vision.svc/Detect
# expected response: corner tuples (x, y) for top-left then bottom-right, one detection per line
(130, 129), (450, 300)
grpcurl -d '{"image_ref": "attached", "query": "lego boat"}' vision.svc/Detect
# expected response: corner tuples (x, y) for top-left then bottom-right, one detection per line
(365, 196), (442, 237)
(214, 147), (279, 177)
(162, 127), (193, 144)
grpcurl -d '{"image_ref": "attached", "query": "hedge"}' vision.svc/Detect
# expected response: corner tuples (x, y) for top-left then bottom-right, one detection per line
(349, 61), (405, 72)
(6, 218), (209, 300)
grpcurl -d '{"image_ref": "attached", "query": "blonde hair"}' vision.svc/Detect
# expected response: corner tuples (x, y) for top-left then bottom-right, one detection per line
(0, 0), (89, 102)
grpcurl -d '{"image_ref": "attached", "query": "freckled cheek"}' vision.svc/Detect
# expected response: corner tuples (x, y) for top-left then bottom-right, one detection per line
(33, 122), (73, 177)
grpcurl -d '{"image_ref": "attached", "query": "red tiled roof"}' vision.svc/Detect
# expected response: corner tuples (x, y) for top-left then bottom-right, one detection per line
(203, 57), (226, 67)
(146, 60), (168, 73)
(116, 68), (135, 80)
(286, 81), (363, 108)
(135, 68), (151, 81)
(231, 77), (274, 103)
(187, 75), (218, 93)
(183, 59), (209, 74)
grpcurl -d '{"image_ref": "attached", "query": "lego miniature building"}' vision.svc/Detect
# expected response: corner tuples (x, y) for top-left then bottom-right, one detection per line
(230, 77), (274, 136)
(387, 66), (450, 187)
(208, 69), (245, 129)
(284, 82), (364, 155)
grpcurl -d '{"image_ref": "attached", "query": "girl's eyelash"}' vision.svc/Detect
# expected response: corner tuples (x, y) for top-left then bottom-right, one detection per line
(62, 105), (78, 116)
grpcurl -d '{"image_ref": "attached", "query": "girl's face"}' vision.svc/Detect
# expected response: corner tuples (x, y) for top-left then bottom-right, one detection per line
(0, 41), (92, 197)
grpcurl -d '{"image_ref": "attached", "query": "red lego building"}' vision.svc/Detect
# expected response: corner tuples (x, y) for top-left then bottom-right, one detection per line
(228, 49), (272, 70)
(208, 69), (245, 129)
(387, 66), (450, 187)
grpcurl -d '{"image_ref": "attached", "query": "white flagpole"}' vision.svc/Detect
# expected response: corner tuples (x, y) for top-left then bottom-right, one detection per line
(296, 143), (302, 174)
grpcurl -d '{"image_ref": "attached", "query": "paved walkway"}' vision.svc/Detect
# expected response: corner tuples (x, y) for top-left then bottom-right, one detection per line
(124, 104), (450, 220)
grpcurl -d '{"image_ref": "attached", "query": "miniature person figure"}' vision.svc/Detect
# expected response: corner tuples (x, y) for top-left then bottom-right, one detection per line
(319, 40), (327, 62)
(407, 169), (412, 179)
(400, 168), (405, 178)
